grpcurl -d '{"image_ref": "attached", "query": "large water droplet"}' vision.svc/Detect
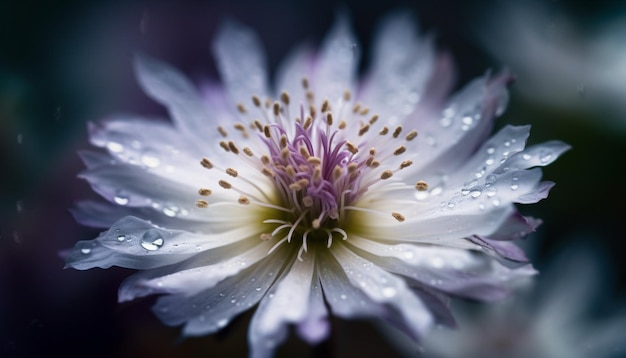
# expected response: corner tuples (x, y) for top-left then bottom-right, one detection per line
(116, 235), (126, 242)
(163, 205), (179, 217)
(486, 146), (495, 154)
(382, 287), (396, 298)
(81, 247), (91, 255)
(462, 115), (473, 125)
(140, 229), (164, 251)
(522, 153), (532, 161)
(470, 189), (482, 198)
(216, 318), (228, 328)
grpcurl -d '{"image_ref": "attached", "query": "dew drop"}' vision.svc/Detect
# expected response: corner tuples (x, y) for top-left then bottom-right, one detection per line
(486, 146), (495, 154)
(216, 318), (228, 328)
(431, 257), (444, 268)
(492, 198), (501, 207)
(540, 153), (553, 163)
(116, 235), (126, 242)
(504, 140), (511, 147)
(382, 287), (396, 298)
(340, 294), (347, 300)
(114, 190), (129, 205)
(163, 206), (179, 217)
(81, 248), (91, 255)
(522, 153), (532, 161)
(510, 184), (519, 191)
(486, 187), (497, 197)
(462, 116), (473, 125)
(106, 141), (124, 153)
(485, 157), (495, 166)
(447, 202), (455, 208)
(140, 229), (164, 251)
(141, 152), (161, 168)
(470, 189), (482, 198)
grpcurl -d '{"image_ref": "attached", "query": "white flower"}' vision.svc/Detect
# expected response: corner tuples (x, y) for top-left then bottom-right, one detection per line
(65, 12), (568, 357)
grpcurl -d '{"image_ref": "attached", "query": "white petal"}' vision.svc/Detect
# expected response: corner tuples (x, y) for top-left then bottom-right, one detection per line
(274, 44), (314, 121)
(409, 73), (512, 180)
(133, 54), (219, 148)
(295, 279), (329, 345)
(212, 20), (270, 104)
(331, 244), (434, 338)
(150, 246), (289, 336)
(347, 237), (535, 301)
(311, 15), (359, 103)
(65, 216), (260, 270)
(503, 140), (571, 171)
(248, 249), (317, 358)
(360, 11), (435, 124)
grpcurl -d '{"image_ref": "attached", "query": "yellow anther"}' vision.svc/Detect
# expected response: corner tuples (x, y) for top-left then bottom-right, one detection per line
(343, 90), (351, 101)
(332, 165), (343, 181)
(286, 165), (296, 177)
(261, 167), (275, 177)
(307, 156), (322, 165)
(313, 166), (322, 181)
(359, 107), (369, 116)
(234, 123), (246, 131)
(338, 121), (347, 129)
(299, 145), (311, 159)
(353, 103), (361, 113)
(281, 147), (290, 160)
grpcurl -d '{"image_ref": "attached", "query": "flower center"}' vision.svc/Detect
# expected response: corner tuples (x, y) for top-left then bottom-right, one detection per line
(195, 78), (428, 259)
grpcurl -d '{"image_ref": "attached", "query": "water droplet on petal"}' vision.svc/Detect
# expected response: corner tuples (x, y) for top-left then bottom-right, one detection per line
(462, 116), (473, 125)
(140, 229), (164, 251)
(486, 146), (495, 154)
(382, 287), (396, 298)
(522, 153), (532, 161)
(116, 235), (126, 242)
(163, 205), (179, 217)
(81, 248), (91, 254)
(141, 152), (160, 168)
(470, 189), (482, 198)
(216, 318), (228, 328)
(114, 190), (129, 205)
(510, 184), (519, 191)
(106, 141), (124, 153)
(340, 294), (347, 300)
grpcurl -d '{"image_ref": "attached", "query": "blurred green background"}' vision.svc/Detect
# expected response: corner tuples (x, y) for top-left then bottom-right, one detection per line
(2, 0), (625, 357)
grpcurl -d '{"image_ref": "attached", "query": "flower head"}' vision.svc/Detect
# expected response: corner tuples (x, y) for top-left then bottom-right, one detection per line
(66, 12), (568, 356)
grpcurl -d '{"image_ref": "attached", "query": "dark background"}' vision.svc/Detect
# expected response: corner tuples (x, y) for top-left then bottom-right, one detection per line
(2, 0), (625, 357)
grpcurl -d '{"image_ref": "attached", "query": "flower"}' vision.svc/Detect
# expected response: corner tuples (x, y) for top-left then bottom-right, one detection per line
(65, 12), (568, 357)
(416, 245), (626, 358)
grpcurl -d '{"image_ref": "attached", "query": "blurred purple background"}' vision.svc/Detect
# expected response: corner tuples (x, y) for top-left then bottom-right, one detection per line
(2, 0), (625, 357)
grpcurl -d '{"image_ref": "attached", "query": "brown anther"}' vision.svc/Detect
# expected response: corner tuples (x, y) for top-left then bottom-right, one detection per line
(370, 160), (380, 168)
(286, 165), (296, 177)
(332, 165), (343, 181)
(217, 126), (228, 137)
(297, 178), (310, 187)
(326, 113), (333, 126)
(343, 90), (351, 101)
(260, 155), (270, 165)
(302, 196), (314, 207)
(313, 166), (322, 181)
(254, 120), (264, 132)
(195, 199), (209, 208)
(281, 147), (290, 160)
(415, 181), (429, 191)
(237, 103), (247, 114)
(280, 134), (288, 148)
(338, 121), (347, 129)
(307, 156), (322, 165)
(263, 125), (271, 138)
(252, 95), (262, 107)
(265, 98), (272, 108)
(243, 147), (254, 157)
(380, 170), (393, 180)
(393, 125), (403, 138)
(298, 164), (310, 172)
(366, 156), (375, 167)
(359, 107), (369, 116)
(312, 218), (321, 229)
(347, 162), (358, 173)
(379, 126), (389, 135)
(369, 148), (376, 155)
(234, 123), (246, 131)
(218, 180), (232, 189)
(392, 212), (405, 222)
(228, 141), (239, 154)
(358, 124), (370, 136)
(321, 99), (329, 113)
(304, 116), (313, 129)
(238, 195), (250, 205)
(198, 188), (212, 196)
(369, 115), (379, 125)
(273, 102), (280, 116)
(299, 146), (311, 159)
(345, 141), (359, 154)
(200, 158), (214, 169)
(219, 141), (230, 152)
(280, 91), (290, 105)
(309, 105), (316, 118)
(261, 167), (275, 177)
(405, 130), (418, 141)
(352, 103), (361, 113)
(302, 77), (309, 89)
(400, 160), (413, 169)
(394, 146), (407, 155)
(226, 168), (238, 177)
(260, 233), (272, 241)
